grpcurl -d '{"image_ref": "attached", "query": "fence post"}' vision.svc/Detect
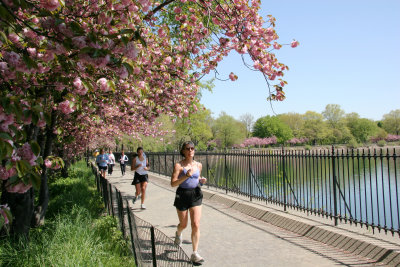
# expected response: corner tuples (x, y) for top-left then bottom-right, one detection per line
(332, 145), (338, 226)
(109, 183), (114, 216)
(206, 151), (209, 189)
(282, 146), (287, 211)
(125, 201), (138, 264)
(150, 226), (157, 267)
(248, 148), (252, 202)
(164, 151), (167, 176)
(158, 153), (161, 175)
(224, 149), (228, 194)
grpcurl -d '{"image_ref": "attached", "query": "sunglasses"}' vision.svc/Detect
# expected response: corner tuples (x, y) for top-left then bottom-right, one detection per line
(185, 147), (195, 151)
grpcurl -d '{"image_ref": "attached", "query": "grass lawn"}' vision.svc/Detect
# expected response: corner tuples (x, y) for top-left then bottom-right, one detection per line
(0, 160), (136, 267)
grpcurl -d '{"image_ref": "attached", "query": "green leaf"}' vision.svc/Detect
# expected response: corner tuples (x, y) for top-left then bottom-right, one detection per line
(16, 160), (32, 177)
(0, 141), (5, 161)
(22, 53), (38, 69)
(5, 140), (13, 158)
(36, 156), (43, 165)
(82, 80), (93, 91)
(87, 32), (96, 43)
(37, 9), (52, 17)
(30, 141), (41, 156)
(122, 62), (133, 75)
(8, 175), (19, 184)
(0, 5), (15, 22)
(107, 80), (116, 92)
(0, 31), (9, 44)
(12, 102), (23, 121)
(23, 109), (31, 119)
(0, 97), (10, 110)
(55, 18), (64, 26)
(5, 160), (13, 171)
(135, 31), (147, 47)
(121, 36), (129, 45)
(32, 105), (42, 113)
(69, 21), (85, 35)
(44, 112), (52, 125)
(29, 172), (41, 190)
(120, 29), (135, 35)
(3, 208), (13, 225)
(63, 38), (72, 50)
(32, 112), (39, 124)
(0, 132), (12, 140)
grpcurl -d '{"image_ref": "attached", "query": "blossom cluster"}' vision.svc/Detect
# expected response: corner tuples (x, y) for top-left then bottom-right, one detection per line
(287, 137), (309, 145)
(0, 0), (298, 197)
(370, 134), (400, 143)
(239, 137), (278, 147)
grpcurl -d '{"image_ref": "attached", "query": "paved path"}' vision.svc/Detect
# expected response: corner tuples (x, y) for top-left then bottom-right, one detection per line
(105, 167), (394, 267)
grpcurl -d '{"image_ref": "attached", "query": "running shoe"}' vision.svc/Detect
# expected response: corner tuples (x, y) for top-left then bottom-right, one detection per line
(174, 231), (182, 246)
(190, 251), (204, 264)
(141, 204), (146, 209)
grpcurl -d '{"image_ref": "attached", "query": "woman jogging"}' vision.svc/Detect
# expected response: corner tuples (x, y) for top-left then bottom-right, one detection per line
(171, 141), (207, 264)
(107, 150), (115, 175)
(119, 150), (128, 176)
(131, 147), (150, 209)
(96, 148), (109, 179)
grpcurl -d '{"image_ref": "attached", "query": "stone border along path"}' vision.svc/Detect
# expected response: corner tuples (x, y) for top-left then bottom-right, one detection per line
(105, 166), (400, 267)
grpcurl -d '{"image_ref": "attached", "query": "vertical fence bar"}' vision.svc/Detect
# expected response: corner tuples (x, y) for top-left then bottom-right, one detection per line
(164, 151), (167, 176)
(224, 150), (228, 194)
(109, 183), (114, 216)
(282, 146), (287, 211)
(206, 151), (210, 189)
(248, 149), (252, 202)
(332, 146), (338, 226)
(393, 149), (399, 236)
(151, 226), (157, 267)
(126, 202), (138, 264)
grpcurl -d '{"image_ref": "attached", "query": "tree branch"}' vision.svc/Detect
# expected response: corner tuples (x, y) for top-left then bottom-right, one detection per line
(144, 0), (176, 20)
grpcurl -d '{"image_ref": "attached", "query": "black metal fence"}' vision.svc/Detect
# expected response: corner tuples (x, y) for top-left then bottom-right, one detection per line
(145, 147), (400, 236)
(89, 162), (193, 267)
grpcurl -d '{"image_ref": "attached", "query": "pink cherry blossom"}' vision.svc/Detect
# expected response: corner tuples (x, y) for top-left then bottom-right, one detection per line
(229, 72), (238, 81)
(44, 159), (52, 168)
(163, 56), (172, 65)
(40, 0), (60, 11)
(291, 40), (299, 48)
(58, 100), (74, 114)
(97, 78), (111, 92)
(6, 181), (32, 193)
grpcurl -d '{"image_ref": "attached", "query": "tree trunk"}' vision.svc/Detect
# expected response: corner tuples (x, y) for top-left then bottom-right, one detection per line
(31, 110), (56, 227)
(1, 188), (34, 237)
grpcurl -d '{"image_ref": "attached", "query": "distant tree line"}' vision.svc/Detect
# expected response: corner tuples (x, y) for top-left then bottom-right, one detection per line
(117, 105), (400, 152)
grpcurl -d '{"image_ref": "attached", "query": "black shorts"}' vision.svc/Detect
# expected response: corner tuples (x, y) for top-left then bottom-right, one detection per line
(174, 186), (203, 211)
(132, 172), (148, 185)
(99, 166), (107, 171)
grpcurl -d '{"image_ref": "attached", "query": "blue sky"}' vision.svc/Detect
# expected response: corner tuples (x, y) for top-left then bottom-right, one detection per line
(200, 0), (400, 121)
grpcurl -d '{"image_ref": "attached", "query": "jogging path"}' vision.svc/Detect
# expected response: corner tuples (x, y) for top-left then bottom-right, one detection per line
(105, 167), (400, 267)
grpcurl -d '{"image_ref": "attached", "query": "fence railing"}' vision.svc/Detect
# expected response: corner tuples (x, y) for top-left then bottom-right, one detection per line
(89, 162), (193, 267)
(144, 147), (400, 236)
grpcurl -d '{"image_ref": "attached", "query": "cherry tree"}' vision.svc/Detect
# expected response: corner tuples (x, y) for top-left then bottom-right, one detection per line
(0, 0), (298, 235)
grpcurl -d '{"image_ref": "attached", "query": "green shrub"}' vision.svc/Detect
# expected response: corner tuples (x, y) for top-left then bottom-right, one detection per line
(93, 216), (131, 255)
(377, 140), (386, 147)
(304, 145), (312, 151)
(196, 141), (207, 151)
(347, 139), (359, 149)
